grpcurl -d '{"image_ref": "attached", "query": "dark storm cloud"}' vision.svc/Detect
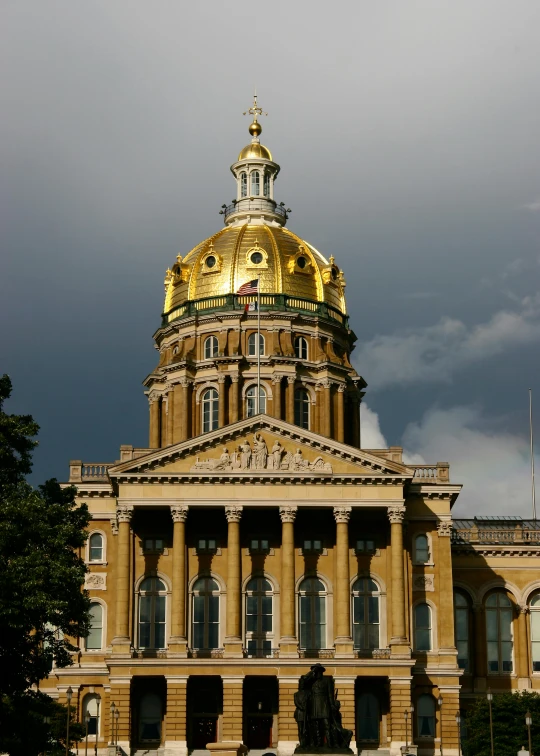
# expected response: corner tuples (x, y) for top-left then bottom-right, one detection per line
(2, 1), (540, 513)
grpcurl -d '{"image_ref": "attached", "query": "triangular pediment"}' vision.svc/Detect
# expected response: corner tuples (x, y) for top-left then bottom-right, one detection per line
(108, 415), (413, 481)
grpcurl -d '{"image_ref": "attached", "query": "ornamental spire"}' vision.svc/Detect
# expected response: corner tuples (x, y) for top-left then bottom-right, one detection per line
(243, 91), (267, 139)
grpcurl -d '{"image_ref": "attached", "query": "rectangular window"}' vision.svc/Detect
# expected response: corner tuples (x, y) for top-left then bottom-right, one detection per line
(143, 538), (164, 553)
(532, 612), (540, 671)
(356, 539), (376, 553)
(303, 539), (323, 554)
(250, 538), (269, 552)
(197, 538), (217, 553)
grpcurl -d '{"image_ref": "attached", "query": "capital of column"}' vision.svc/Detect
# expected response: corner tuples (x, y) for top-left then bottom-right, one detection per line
(272, 373), (285, 384)
(225, 505), (243, 523)
(287, 375), (296, 385)
(231, 373), (240, 383)
(218, 374), (227, 384)
(518, 603), (530, 616)
(333, 506), (352, 523)
(116, 504), (133, 523)
(171, 505), (188, 523)
(387, 505), (406, 524)
(279, 505), (298, 523)
(180, 378), (192, 388)
(337, 384), (346, 393)
(148, 391), (160, 405)
(437, 519), (453, 537)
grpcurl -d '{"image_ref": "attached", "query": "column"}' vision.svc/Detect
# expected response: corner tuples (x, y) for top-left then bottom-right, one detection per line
(149, 396), (160, 448)
(112, 505), (133, 655)
(351, 395), (360, 448)
(272, 375), (283, 419)
(169, 505), (188, 656)
(334, 506), (353, 656)
(322, 381), (331, 437)
(286, 376), (295, 424)
(278, 678), (299, 756)
(437, 686), (461, 756)
(388, 677), (412, 755)
(230, 374), (239, 423)
(279, 506), (298, 656)
(336, 385), (345, 443)
(181, 379), (191, 441)
(517, 604), (530, 682)
(388, 506), (408, 652)
(218, 375), (226, 428)
(166, 386), (175, 447)
(109, 677), (131, 752)
(224, 506), (243, 656)
(165, 676), (188, 756)
(222, 678), (244, 741)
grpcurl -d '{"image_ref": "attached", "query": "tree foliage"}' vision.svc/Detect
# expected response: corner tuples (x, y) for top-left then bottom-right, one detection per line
(465, 691), (540, 756)
(0, 375), (91, 754)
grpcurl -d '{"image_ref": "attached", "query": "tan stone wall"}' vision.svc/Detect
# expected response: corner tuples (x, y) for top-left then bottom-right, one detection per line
(222, 681), (243, 740)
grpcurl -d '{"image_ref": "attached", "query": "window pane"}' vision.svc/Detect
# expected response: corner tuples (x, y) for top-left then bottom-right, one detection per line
(194, 596), (205, 623)
(416, 629), (431, 651)
(368, 596), (379, 624)
(193, 623), (204, 649)
(140, 596), (151, 624)
(500, 609), (513, 641)
(486, 610), (498, 641)
(208, 595), (219, 623)
(354, 624), (365, 650)
(155, 596), (165, 623)
(139, 623), (151, 648)
(261, 613), (272, 632)
(155, 622), (165, 649)
(86, 627), (102, 650)
(368, 623), (379, 649)
(487, 641), (499, 671)
(354, 596), (365, 625)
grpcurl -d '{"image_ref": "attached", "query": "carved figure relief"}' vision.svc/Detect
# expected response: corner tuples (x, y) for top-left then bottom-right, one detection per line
(85, 573), (106, 590)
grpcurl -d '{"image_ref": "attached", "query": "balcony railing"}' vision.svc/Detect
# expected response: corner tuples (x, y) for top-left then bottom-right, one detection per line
(452, 518), (540, 546)
(410, 463), (450, 484)
(221, 199), (288, 224)
(356, 648), (391, 659)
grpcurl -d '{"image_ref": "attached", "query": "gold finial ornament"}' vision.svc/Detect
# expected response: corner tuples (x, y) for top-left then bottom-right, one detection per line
(243, 93), (267, 137)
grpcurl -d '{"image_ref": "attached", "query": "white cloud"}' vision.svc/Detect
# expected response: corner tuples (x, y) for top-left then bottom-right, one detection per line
(524, 198), (540, 213)
(355, 299), (540, 391)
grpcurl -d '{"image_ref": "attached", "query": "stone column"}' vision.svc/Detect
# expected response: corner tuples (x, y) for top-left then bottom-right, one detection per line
(517, 604), (530, 682)
(388, 677), (412, 755)
(334, 506), (353, 656)
(322, 381), (331, 437)
(112, 505), (133, 655)
(388, 506), (408, 652)
(279, 506), (298, 656)
(222, 678), (243, 741)
(224, 506), (243, 657)
(437, 519), (458, 661)
(166, 386), (175, 447)
(109, 677), (131, 752)
(165, 676), (188, 756)
(336, 385), (345, 443)
(272, 375), (283, 420)
(169, 505), (188, 657)
(149, 396), (160, 448)
(286, 376), (295, 424)
(218, 375), (226, 428)
(230, 374), (240, 423)
(278, 678), (299, 756)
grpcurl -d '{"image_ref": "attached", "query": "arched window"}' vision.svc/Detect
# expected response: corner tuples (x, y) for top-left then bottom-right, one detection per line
(204, 335), (218, 359)
(202, 388), (219, 433)
(294, 388), (310, 429)
(139, 692), (162, 742)
(530, 594), (540, 671)
(417, 695), (436, 738)
(85, 602), (103, 650)
(138, 577), (166, 649)
(454, 592), (470, 671)
(251, 171), (260, 196)
(248, 332), (264, 356)
(245, 577), (273, 657)
(82, 693), (101, 736)
(263, 172), (270, 197)
(357, 692), (379, 742)
(240, 172), (247, 197)
(352, 578), (380, 650)
(89, 533), (103, 562)
(414, 603), (432, 651)
(246, 385), (266, 417)
(486, 592), (513, 672)
(414, 534), (430, 564)
(294, 336), (308, 360)
(299, 577), (326, 650)
(192, 577), (220, 650)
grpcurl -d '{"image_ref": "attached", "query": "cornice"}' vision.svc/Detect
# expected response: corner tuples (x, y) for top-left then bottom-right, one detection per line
(118, 497), (406, 508)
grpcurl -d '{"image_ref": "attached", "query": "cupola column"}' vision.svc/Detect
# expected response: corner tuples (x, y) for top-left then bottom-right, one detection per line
(149, 395), (160, 448)
(279, 506), (298, 656)
(218, 375), (227, 428)
(388, 505), (409, 653)
(230, 374), (240, 423)
(334, 506), (353, 656)
(322, 381), (332, 437)
(272, 375), (283, 420)
(286, 376), (295, 424)
(337, 384), (345, 443)
(169, 505), (188, 656)
(166, 385), (175, 447)
(224, 506), (243, 657)
(111, 504), (133, 655)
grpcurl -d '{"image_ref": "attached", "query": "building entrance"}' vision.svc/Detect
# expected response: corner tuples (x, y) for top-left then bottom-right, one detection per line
(131, 676), (166, 750)
(187, 676), (223, 750)
(355, 677), (387, 748)
(243, 677), (278, 750)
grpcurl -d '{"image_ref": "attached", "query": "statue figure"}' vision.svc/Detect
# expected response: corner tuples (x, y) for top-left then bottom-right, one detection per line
(293, 675), (309, 747)
(213, 447), (230, 470)
(272, 440), (283, 470)
(292, 448), (306, 471)
(252, 432), (268, 470)
(305, 663), (333, 747)
(240, 439), (251, 470)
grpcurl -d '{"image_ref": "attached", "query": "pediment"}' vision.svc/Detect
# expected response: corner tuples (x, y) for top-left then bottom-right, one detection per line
(108, 415), (413, 481)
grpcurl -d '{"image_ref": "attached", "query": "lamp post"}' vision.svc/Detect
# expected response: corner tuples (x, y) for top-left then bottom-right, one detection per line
(526, 710), (533, 756)
(487, 688), (494, 756)
(110, 702), (116, 749)
(455, 712), (461, 756)
(404, 709), (409, 750)
(65, 686), (73, 756)
(438, 695), (443, 756)
(85, 711), (90, 756)
(94, 697), (100, 756)
(115, 707), (119, 752)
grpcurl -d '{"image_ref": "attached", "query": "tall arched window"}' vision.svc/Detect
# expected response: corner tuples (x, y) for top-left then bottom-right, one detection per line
(85, 602), (103, 650)
(89, 533), (103, 562)
(202, 388), (219, 433)
(204, 335), (219, 359)
(263, 172), (270, 197)
(139, 692), (162, 742)
(82, 693), (101, 736)
(248, 332), (264, 356)
(299, 577), (326, 650)
(251, 171), (260, 196)
(414, 534), (430, 564)
(352, 578), (380, 650)
(240, 172), (247, 197)
(486, 592), (513, 672)
(246, 385), (266, 417)
(357, 692), (379, 742)
(245, 577), (273, 656)
(417, 695), (436, 738)
(294, 388), (310, 429)
(414, 603), (432, 651)
(530, 594), (540, 671)
(192, 577), (220, 650)
(454, 592), (470, 670)
(294, 336), (308, 360)
(138, 577), (166, 649)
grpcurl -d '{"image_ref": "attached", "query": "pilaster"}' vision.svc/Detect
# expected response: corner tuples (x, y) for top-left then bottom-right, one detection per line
(222, 678), (243, 741)
(334, 506), (353, 656)
(388, 677), (412, 756)
(277, 678), (298, 756)
(165, 675), (188, 756)
(111, 504), (133, 656)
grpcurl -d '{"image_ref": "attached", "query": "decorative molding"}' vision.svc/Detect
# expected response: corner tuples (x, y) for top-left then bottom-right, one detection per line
(110, 518), (119, 536)
(333, 506), (352, 523)
(437, 520), (453, 537)
(116, 505), (133, 523)
(387, 505), (406, 524)
(171, 505), (189, 523)
(85, 573), (107, 591)
(413, 575), (434, 592)
(225, 505), (243, 523)
(279, 506), (298, 523)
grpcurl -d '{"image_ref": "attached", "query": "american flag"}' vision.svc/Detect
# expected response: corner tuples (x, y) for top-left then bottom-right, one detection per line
(237, 279), (259, 296)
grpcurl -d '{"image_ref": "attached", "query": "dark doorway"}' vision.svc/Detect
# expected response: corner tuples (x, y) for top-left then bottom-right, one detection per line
(131, 676), (166, 750)
(187, 676), (223, 750)
(243, 676), (278, 749)
(355, 677), (388, 748)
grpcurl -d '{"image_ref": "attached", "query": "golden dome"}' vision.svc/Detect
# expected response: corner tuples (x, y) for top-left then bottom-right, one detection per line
(164, 224), (346, 317)
(238, 142), (272, 161)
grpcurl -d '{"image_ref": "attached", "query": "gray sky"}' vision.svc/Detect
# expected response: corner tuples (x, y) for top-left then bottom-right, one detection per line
(2, 1), (540, 515)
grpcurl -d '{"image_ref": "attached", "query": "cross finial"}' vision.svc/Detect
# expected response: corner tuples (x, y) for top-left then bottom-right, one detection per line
(243, 92), (267, 122)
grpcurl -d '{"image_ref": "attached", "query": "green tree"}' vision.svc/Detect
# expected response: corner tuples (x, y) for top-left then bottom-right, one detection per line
(0, 375), (91, 755)
(465, 691), (540, 756)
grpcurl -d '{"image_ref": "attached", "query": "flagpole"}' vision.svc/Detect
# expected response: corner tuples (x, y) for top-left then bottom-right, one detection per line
(530, 388), (536, 520)
(257, 282), (261, 414)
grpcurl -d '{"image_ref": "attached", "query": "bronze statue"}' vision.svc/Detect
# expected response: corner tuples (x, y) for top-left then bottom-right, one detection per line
(293, 664), (353, 753)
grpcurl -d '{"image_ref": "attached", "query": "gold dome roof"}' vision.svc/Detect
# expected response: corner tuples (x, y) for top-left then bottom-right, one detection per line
(164, 224), (346, 317)
(238, 142), (272, 161)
